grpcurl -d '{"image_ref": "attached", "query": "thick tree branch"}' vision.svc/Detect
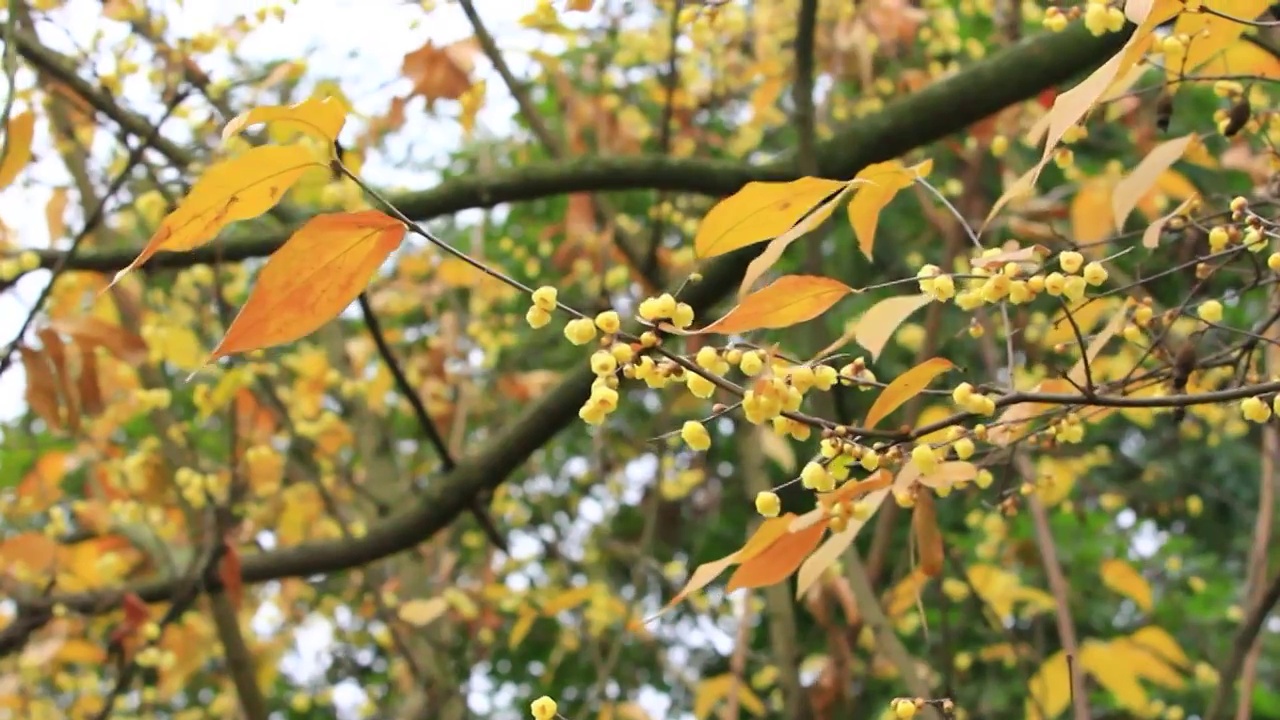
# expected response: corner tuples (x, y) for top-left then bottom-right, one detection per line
(7, 23), (1130, 622)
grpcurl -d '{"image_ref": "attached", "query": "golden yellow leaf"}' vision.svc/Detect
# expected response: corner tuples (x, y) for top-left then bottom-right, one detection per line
(1200, 37), (1280, 78)
(541, 586), (596, 615)
(847, 159), (932, 257)
(853, 294), (932, 361)
(1113, 636), (1186, 690)
(1127, 625), (1190, 668)
(864, 357), (954, 429)
(1100, 558), (1153, 612)
(914, 461), (977, 490)
(398, 597), (449, 627)
(0, 111), (35, 190)
(698, 275), (852, 335)
(694, 177), (849, 259)
(114, 144), (324, 282)
(1168, 0), (1274, 81)
(726, 521), (826, 592)
(1111, 133), (1195, 231)
(509, 607), (538, 649)
(564, 0), (595, 10)
(738, 183), (858, 298)
(694, 674), (766, 720)
(222, 96), (348, 145)
(45, 188), (68, 245)
(884, 568), (931, 617)
(1082, 639), (1149, 712)
(1026, 650), (1071, 720)
(212, 210), (405, 359)
(53, 639), (106, 665)
(1071, 177), (1115, 252)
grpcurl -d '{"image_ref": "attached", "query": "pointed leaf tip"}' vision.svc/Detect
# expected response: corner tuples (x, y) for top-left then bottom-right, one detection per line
(211, 210), (405, 359)
(697, 275), (853, 335)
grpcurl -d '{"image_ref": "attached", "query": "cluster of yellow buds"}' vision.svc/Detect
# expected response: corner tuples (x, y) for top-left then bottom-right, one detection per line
(772, 415), (813, 441)
(916, 264), (957, 302)
(1047, 412), (1086, 444)
(1241, 395), (1278, 423)
(742, 376), (803, 424)
(638, 292), (695, 329)
(175, 466), (228, 508)
(1082, 0), (1126, 36)
(951, 382), (996, 416)
(827, 495), (874, 531)
(1041, 6), (1078, 32)
(820, 436), (881, 473)
(923, 248), (1111, 312)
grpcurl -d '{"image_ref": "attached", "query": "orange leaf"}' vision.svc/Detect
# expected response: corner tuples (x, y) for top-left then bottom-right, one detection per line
(864, 357), (954, 429)
(402, 39), (477, 102)
(211, 210), (405, 359)
(912, 493), (943, 577)
(219, 541), (243, 610)
(222, 96), (348, 144)
(697, 275), (852, 335)
(564, 0), (595, 9)
(113, 144), (323, 283)
(45, 187), (68, 246)
(1111, 133), (1195, 231)
(694, 177), (849, 259)
(1070, 177), (1115, 252)
(726, 521), (827, 592)
(75, 340), (105, 416)
(847, 159), (932, 257)
(0, 111), (35, 190)
(795, 469), (898, 597)
(0, 532), (60, 580)
(853, 294), (932, 361)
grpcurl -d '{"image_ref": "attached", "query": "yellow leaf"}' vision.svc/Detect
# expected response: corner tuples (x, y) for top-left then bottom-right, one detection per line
(398, 597), (449, 627)
(1199, 37), (1280, 78)
(222, 96), (348, 145)
(914, 461), (977, 490)
(694, 674), (766, 720)
(1111, 133), (1195, 231)
(848, 159), (932, 258)
(1081, 639), (1149, 712)
(864, 357), (954, 429)
(884, 568), (931, 617)
(1042, 298), (1108, 349)
(0, 111), (35, 190)
(509, 607), (538, 649)
(1026, 650), (1071, 720)
(1071, 177), (1115, 251)
(211, 210), (405, 359)
(726, 521), (826, 592)
(564, 0), (594, 9)
(541, 586), (596, 616)
(1126, 625), (1190, 668)
(115, 145), (323, 281)
(45, 188), (68, 245)
(738, 183), (858, 298)
(853, 294), (933, 361)
(697, 275), (852, 335)
(1114, 636), (1186, 690)
(1142, 194), (1199, 249)
(53, 639), (106, 665)
(1100, 558), (1153, 612)
(694, 177), (849, 259)
(1168, 0), (1274, 81)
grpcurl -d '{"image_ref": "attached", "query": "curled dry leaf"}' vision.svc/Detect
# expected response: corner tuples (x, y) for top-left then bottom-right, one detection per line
(222, 95), (349, 145)
(853, 293), (933, 361)
(912, 493), (943, 577)
(113, 144), (324, 283)
(697, 275), (853, 335)
(694, 177), (849, 259)
(1111, 133), (1195, 231)
(864, 357), (955, 429)
(211, 210), (406, 360)
(21, 346), (68, 433)
(1142, 194), (1198, 249)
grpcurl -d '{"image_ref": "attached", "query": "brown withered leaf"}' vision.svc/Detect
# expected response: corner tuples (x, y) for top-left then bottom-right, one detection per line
(48, 316), (148, 364)
(21, 346), (66, 432)
(402, 39), (479, 102)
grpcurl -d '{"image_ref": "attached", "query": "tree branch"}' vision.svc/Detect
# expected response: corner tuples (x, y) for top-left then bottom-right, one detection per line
(5, 22), (1131, 625)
